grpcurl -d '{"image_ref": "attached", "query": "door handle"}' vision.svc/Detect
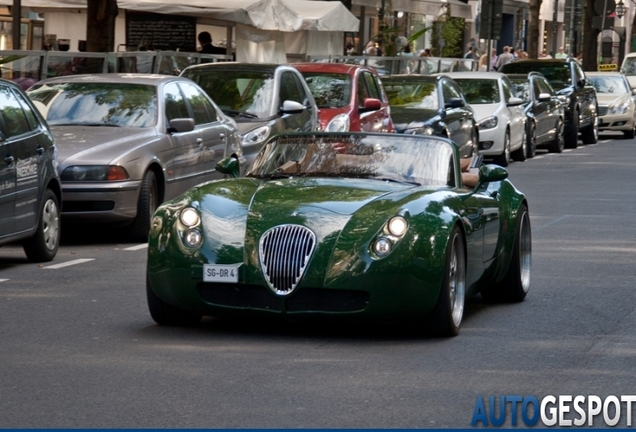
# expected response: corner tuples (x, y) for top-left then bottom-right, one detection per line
(4, 155), (14, 165)
(37, 146), (44, 155)
(197, 138), (203, 148)
(220, 133), (226, 141)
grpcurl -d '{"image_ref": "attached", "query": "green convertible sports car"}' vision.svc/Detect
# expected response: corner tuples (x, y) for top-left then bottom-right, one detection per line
(146, 132), (531, 336)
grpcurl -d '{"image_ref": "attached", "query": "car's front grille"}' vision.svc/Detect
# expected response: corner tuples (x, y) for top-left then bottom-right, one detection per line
(196, 283), (368, 313)
(259, 225), (316, 295)
(598, 106), (609, 116)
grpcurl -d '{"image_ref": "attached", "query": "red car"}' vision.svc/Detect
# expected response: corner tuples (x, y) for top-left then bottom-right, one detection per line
(293, 63), (394, 133)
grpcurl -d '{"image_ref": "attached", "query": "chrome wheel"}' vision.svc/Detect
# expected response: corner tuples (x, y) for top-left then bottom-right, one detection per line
(518, 210), (531, 294)
(448, 232), (466, 327)
(42, 198), (59, 252)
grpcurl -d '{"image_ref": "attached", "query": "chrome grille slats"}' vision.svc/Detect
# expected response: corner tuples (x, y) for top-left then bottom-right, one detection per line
(259, 224), (316, 295)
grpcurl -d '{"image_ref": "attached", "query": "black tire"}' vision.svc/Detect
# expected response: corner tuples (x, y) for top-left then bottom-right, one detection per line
(526, 122), (536, 159)
(426, 226), (466, 337)
(564, 110), (579, 149)
(493, 130), (511, 167)
(581, 115), (598, 144)
(23, 189), (60, 262)
(548, 118), (565, 153)
(481, 204), (531, 303)
(146, 274), (202, 326)
(128, 170), (158, 242)
(511, 127), (527, 162)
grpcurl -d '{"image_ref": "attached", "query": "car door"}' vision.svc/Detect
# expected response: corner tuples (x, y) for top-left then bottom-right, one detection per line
(178, 81), (229, 179)
(357, 71), (392, 132)
(0, 128), (15, 237)
(278, 70), (314, 132)
(441, 78), (473, 156)
(530, 77), (550, 144)
(502, 77), (525, 150)
(0, 86), (42, 233)
(535, 77), (557, 144)
(162, 82), (207, 198)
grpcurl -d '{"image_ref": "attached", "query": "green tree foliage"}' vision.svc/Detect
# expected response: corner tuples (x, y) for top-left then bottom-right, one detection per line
(432, 11), (466, 58)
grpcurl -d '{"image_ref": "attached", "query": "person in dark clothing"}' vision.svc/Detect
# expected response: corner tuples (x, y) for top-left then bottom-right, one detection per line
(198, 31), (226, 55)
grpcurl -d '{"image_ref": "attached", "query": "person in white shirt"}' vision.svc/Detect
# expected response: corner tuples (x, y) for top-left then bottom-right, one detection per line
(555, 47), (568, 59)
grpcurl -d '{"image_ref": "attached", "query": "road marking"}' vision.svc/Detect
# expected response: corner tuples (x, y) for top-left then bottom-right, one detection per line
(124, 244), (148, 251)
(0, 279), (9, 283)
(44, 258), (95, 269)
(533, 215), (571, 233)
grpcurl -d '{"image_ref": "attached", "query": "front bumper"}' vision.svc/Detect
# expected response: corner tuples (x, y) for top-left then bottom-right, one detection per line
(476, 127), (504, 155)
(61, 180), (141, 223)
(598, 112), (634, 131)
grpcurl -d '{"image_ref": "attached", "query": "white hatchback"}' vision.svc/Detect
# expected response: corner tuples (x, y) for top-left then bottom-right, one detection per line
(446, 72), (526, 167)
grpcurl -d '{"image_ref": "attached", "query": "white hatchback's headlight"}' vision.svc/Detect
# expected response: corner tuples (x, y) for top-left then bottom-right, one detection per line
(388, 216), (408, 236)
(241, 125), (271, 145)
(478, 116), (498, 130)
(325, 114), (350, 132)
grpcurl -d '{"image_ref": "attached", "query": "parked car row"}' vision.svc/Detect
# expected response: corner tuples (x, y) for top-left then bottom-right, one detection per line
(6, 57), (634, 263)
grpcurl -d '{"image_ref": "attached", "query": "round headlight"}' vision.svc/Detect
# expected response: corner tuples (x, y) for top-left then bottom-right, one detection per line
(184, 229), (202, 247)
(180, 207), (200, 227)
(374, 237), (392, 256)
(388, 216), (408, 236)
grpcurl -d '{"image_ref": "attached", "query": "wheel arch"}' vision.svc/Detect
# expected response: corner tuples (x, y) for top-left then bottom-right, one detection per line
(145, 161), (165, 204)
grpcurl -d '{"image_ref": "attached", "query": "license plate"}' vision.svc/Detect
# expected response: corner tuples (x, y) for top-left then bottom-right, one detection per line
(203, 264), (240, 283)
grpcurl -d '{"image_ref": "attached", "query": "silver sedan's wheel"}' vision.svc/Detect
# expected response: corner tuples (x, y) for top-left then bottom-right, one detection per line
(427, 226), (466, 337)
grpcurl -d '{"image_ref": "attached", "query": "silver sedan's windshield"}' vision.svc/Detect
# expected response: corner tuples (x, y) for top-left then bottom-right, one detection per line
(247, 134), (456, 186)
(27, 83), (157, 127)
(589, 76), (630, 94)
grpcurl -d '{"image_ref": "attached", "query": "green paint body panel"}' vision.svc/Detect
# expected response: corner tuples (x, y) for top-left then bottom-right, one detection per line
(148, 166), (527, 323)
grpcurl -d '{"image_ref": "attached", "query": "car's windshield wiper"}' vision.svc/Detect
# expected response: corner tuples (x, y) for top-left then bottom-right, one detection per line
(222, 109), (259, 119)
(375, 177), (421, 186)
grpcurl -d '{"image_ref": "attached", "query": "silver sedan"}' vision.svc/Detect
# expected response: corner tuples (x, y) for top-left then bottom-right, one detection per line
(27, 74), (243, 241)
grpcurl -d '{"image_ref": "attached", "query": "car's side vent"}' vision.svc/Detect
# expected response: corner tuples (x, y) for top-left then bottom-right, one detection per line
(259, 224), (316, 295)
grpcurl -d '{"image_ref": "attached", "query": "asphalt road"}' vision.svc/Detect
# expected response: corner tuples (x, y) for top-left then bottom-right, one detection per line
(1, 134), (635, 428)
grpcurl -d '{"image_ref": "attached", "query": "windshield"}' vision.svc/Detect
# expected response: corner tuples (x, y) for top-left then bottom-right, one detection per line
(383, 78), (439, 109)
(509, 78), (530, 102)
(454, 79), (501, 104)
(182, 68), (274, 119)
(302, 73), (351, 108)
(246, 133), (456, 186)
(588, 75), (629, 94)
(502, 62), (572, 90)
(27, 83), (157, 127)
(622, 57), (636, 76)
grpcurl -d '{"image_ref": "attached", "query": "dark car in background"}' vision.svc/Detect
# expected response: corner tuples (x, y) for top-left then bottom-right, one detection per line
(180, 62), (318, 167)
(507, 72), (566, 156)
(27, 74), (242, 241)
(499, 58), (597, 149)
(382, 74), (478, 157)
(293, 62), (394, 133)
(0, 78), (61, 262)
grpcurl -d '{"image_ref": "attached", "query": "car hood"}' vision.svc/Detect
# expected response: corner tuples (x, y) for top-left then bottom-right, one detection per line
(389, 106), (437, 132)
(469, 103), (501, 122)
(596, 93), (632, 108)
(51, 125), (158, 166)
(167, 177), (435, 280)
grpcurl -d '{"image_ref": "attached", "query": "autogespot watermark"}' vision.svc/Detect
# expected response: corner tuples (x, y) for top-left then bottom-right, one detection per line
(471, 395), (636, 427)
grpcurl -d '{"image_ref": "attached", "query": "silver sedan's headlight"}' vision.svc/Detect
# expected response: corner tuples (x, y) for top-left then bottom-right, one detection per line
(325, 114), (350, 132)
(610, 102), (630, 114)
(478, 116), (498, 130)
(241, 125), (271, 146)
(61, 165), (129, 181)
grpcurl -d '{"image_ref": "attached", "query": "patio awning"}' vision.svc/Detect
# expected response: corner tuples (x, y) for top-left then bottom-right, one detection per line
(352, 0), (473, 20)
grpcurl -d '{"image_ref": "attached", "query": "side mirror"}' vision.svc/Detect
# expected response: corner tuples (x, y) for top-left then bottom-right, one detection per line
(361, 98), (382, 112)
(631, 88), (636, 96)
(537, 92), (552, 102)
(445, 97), (465, 109)
(507, 96), (524, 106)
(477, 164), (508, 187)
(215, 157), (240, 178)
(280, 100), (306, 114)
(169, 118), (195, 133)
